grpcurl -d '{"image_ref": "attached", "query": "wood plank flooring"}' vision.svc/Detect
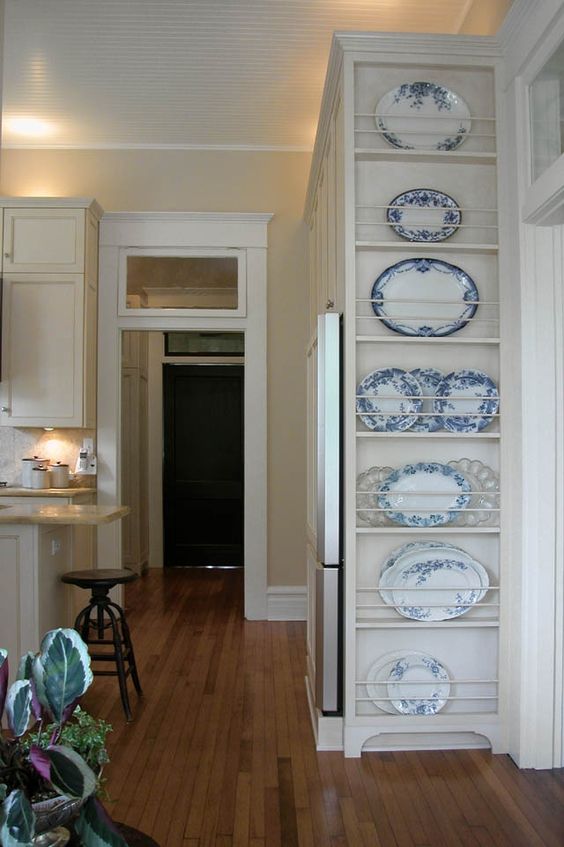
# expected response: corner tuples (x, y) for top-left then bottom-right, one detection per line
(82, 569), (564, 847)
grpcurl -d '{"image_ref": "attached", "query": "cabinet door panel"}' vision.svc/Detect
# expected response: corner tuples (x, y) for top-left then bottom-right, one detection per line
(0, 275), (84, 426)
(3, 208), (85, 273)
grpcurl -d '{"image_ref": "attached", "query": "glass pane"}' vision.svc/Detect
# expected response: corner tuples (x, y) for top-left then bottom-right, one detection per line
(165, 331), (244, 356)
(126, 256), (238, 309)
(530, 40), (564, 181)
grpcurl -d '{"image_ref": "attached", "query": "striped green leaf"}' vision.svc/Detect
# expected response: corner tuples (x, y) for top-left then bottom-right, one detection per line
(16, 652), (35, 682)
(33, 629), (93, 724)
(74, 797), (128, 847)
(5, 680), (32, 738)
(0, 790), (35, 847)
(44, 745), (97, 800)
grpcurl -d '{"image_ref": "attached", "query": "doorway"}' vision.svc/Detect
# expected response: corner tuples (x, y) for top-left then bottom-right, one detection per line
(163, 364), (244, 566)
(98, 211), (270, 619)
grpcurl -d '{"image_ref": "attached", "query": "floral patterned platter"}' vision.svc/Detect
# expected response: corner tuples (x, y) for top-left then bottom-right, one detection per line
(448, 458), (499, 527)
(379, 545), (489, 621)
(357, 460), (499, 528)
(356, 367), (422, 431)
(375, 81), (471, 151)
(377, 461), (472, 527)
(387, 188), (461, 242)
(371, 258), (479, 337)
(409, 367), (444, 432)
(434, 369), (499, 432)
(366, 650), (450, 715)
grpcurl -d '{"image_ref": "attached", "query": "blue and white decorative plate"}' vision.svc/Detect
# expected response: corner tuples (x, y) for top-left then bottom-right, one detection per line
(378, 540), (468, 604)
(377, 461), (471, 527)
(375, 82), (471, 151)
(409, 367), (444, 432)
(366, 651), (410, 714)
(448, 458), (499, 527)
(434, 369), (499, 433)
(381, 540), (466, 575)
(387, 652), (451, 715)
(356, 465), (394, 526)
(371, 258), (479, 337)
(387, 189), (461, 242)
(356, 368), (422, 432)
(381, 547), (489, 621)
(365, 651), (451, 715)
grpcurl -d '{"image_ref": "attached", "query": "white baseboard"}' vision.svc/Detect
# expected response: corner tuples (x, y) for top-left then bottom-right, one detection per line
(305, 674), (344, 751)
(267, 585), (307, 620)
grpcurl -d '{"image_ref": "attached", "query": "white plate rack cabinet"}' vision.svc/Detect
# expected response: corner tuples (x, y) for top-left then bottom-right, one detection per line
(305, 34), (510, 757)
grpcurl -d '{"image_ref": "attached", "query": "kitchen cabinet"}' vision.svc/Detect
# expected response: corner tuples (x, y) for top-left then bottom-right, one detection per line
(0, 198), (102, 428)
(0, 503), (127, 680)
(305, 34), (507, 757)
(0, 488), (97, 624)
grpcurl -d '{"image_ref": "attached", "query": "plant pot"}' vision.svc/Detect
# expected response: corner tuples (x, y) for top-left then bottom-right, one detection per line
(32, 826), (70, 846)
(32, 796), (84, 835)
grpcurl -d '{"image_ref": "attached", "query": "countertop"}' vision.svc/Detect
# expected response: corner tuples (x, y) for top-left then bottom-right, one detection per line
(0, 504), (129, 525)
(0, 487), (95, 497)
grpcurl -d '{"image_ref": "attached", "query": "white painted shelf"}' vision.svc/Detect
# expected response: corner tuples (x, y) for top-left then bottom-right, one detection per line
(355, 335), (501, 345)
(355, 241), (499, 254)
(355, 619), (500, 629)
(356, 526), (500, 534)
(355, 431), (500, 439)
(355, 148), (497, 165)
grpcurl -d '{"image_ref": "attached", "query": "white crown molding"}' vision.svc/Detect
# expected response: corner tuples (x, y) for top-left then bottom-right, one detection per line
(1, 141), (313, 154)
(498, 0), (564, 83)
(267, 585), (307, 621)
(331, 29), (502, 57)
(101, 211), (273, 224)
(0, 195), (103, 218)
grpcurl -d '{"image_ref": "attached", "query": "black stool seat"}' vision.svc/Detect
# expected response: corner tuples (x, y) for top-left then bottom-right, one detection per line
(61, 568), (138, 589)
(61, 567), (142, 721)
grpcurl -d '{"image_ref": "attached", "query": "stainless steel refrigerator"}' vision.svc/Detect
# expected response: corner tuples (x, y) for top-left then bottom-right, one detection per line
(315, 312), (343, 715)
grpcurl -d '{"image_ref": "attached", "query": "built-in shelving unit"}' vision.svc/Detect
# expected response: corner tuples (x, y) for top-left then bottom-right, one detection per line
(305, 33), (507, 757)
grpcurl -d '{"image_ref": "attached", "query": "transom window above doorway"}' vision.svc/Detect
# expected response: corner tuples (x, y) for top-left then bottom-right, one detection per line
(119, 248), (246, 317)
(164, 331), (244, 356)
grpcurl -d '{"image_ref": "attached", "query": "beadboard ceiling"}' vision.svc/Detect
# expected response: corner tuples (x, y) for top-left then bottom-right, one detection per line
(1, 0), (510, 150)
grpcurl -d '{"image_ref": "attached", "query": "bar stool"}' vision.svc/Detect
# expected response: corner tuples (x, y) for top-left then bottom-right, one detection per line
(61, 568), (142, 720)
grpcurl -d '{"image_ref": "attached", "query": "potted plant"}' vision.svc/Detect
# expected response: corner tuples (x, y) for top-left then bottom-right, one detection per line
(0, 628), (127, 846)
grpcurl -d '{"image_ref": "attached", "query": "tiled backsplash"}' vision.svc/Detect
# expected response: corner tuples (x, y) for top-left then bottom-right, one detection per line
(0, 428), (96, 486)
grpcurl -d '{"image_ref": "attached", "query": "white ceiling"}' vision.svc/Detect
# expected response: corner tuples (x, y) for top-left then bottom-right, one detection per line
(1, 0), (511, 151)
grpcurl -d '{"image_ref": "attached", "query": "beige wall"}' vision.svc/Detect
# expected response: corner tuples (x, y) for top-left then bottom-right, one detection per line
(0, 147), (312, 587)
(459, 0), (513, 34)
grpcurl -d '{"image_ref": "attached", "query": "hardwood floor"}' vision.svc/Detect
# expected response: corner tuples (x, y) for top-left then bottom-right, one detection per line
(82, 569), (564, 847)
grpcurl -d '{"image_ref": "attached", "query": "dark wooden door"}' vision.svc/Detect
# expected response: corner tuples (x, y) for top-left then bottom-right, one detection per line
(163, 364), (244, 566)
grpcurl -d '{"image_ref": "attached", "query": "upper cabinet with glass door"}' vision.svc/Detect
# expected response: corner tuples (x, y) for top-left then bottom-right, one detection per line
(120, 249), (247, 317)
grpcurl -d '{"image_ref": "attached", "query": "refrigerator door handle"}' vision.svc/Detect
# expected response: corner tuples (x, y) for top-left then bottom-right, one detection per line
(316, 313), (341, 566)
(315, 564), (341, 714)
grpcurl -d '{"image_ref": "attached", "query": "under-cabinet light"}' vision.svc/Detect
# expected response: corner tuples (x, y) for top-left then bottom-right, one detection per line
(5, 116), (55, 138)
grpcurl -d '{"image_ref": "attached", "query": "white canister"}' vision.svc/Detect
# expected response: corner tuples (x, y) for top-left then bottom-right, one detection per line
(50, 462), (70, 488)
(30, 465), (51, 489)
(21, 456), (48, 488)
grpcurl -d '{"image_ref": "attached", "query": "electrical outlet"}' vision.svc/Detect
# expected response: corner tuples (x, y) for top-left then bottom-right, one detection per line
(51, 538), (61, 556)
(82, 437), (94, 454)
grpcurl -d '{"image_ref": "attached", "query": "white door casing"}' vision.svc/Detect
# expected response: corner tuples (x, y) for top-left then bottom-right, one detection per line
(97, 212), (271, 620)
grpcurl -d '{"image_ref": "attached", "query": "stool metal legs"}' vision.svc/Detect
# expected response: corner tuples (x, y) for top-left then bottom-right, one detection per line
(74, 594), (142, 721)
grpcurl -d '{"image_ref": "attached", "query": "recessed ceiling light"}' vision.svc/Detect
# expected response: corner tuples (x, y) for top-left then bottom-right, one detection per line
(5, 116), (54, 138)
